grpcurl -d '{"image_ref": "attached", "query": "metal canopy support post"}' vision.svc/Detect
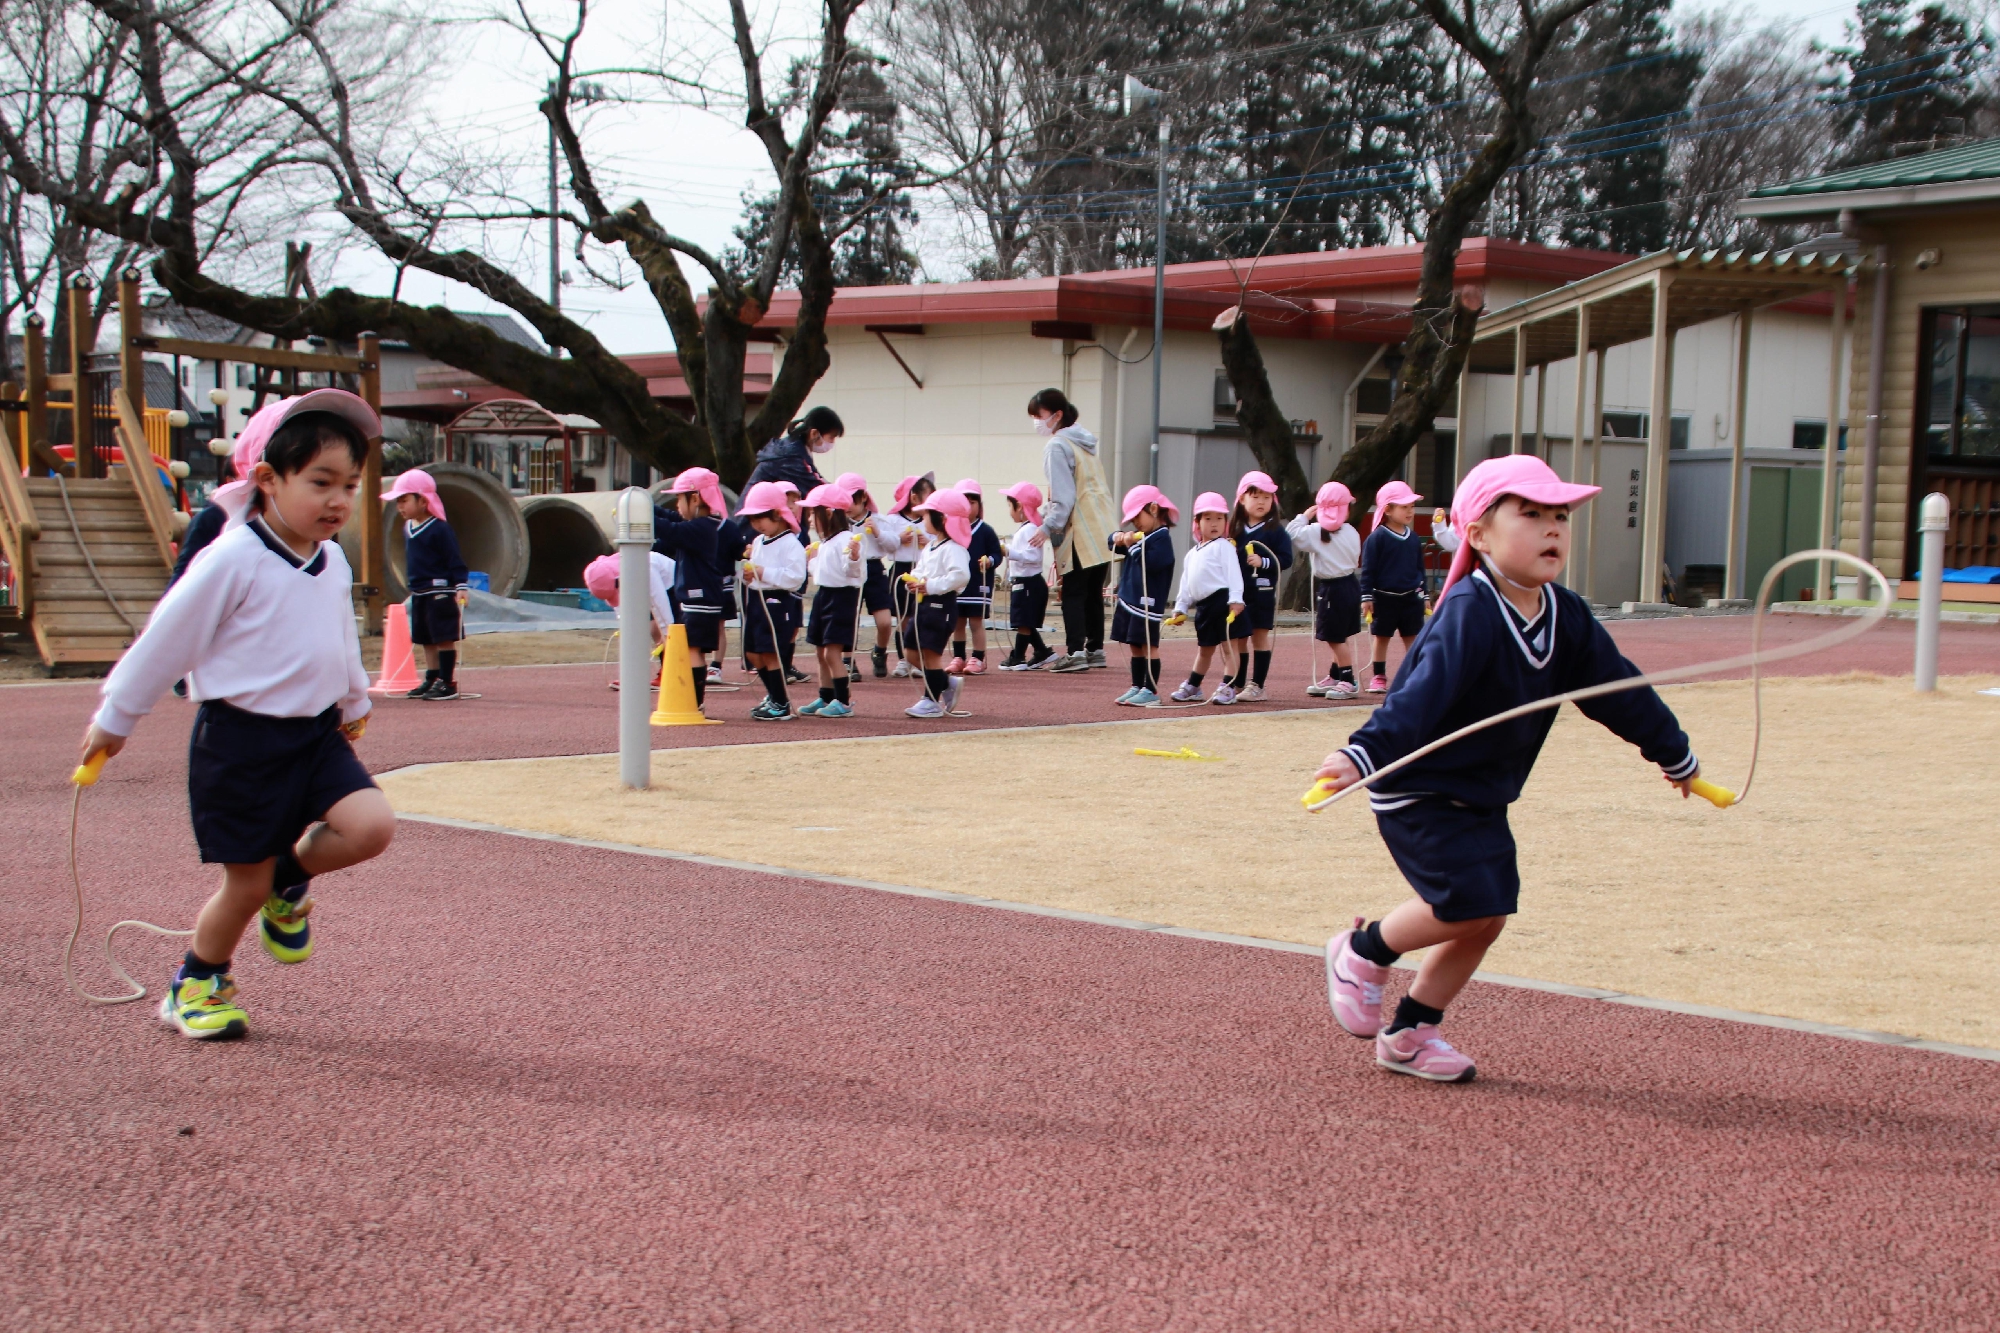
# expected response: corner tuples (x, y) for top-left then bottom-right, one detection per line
(1532, 359), (1547, 458)
(1510, 327), (1526, 455)
(1817, 276), (1848, 599)
(1585, 348), (1606, 603)
(1859, 246), (1890, 574)
(1639, 272), (1675, 604)
(1149, 114), (1168, 487)
(1564, 303), (1591, 588)
(1725, 309), (1753, 600)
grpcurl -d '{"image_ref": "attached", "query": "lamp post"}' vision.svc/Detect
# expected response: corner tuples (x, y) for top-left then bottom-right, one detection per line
(615, 486), (654, 787)
(1125, 75), (1167, 486)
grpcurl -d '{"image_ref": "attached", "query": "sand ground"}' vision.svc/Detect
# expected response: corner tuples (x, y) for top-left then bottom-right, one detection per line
(379, 673), (2000, 1049)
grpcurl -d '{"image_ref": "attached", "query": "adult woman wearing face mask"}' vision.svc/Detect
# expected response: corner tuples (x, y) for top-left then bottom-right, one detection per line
(745, 405), (844, 497)
(1025, 388), (1118, 671)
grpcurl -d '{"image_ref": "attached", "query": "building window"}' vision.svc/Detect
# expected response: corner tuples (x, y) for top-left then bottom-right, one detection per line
(234, 364), (252, 388)
(179, 365), (189, 387)
(1792, 420), (1848, 451)
(1212, 369), (1235, 420)
(1601, 411), (1690, 447)
(1923, 305), (2000, 459)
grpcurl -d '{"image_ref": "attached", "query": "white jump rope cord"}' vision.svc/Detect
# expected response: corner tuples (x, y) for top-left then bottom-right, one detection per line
(63, 783), (192, 1006)
(897, 526), (974, 717)
(1306, 548), (1893, 812)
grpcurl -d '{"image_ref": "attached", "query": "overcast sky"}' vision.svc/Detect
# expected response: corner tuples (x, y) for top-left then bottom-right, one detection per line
(328, 0), (1864, 355)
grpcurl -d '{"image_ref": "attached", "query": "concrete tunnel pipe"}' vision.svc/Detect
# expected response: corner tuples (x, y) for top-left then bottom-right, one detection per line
(518, 494), (614, 591)
(340, 461), (530, 601)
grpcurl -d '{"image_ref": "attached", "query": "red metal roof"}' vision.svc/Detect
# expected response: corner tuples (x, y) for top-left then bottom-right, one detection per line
(756, 239), (1631, 341)
(381, 352), (772, 423)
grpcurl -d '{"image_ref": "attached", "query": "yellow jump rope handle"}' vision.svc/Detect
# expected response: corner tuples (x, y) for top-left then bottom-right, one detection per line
(1300, 777), (1340, 808)
(73, 751), (108, 787)
(1688, 776), (1737, 809)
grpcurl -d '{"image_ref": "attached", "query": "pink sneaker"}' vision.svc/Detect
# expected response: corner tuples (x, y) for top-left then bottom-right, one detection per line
(945, 656), (966, 673)
(1366, 674), (1389, 694)
(963, 658), (987, 676)
(1376, 1024), (1476, 1082)
(1325, 919), (1388, 1038)
(1307, 676), (1335, 696)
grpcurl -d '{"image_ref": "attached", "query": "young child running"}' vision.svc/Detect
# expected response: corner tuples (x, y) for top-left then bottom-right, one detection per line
(1225, 471), (1293, 701)
(948, 479), (1004, 675)
(736, 481), (808, 721)
(1287, 481), (1364, 699)
(653, 466), (731, 712)
(800, 482), (864, 717)
(1359, 480), (1428, 693)
(998, 482), (1055, 670)
(384, 468), (468, 700)
(77, 391), (395, 1040)
(1166, 492), (1244, 704)
(1316, 456), (1699, 1082)
(581, 548), (677, 693)
(879, 473), (933, 678)
(1108, 484), (1178, 706)
(901, 489), (972, 719)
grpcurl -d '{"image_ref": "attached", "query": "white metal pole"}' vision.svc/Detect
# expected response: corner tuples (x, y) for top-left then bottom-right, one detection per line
(615, 487), (654, 787)
(1817, 274), (1848, 599)
(1149, 113), (1168, 487)
(1724, 309), (1753, 600)
(1914, 491), (1949, 692)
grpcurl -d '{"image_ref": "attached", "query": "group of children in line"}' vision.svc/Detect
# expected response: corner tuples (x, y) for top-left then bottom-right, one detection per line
(76, 385), (1705, 1094)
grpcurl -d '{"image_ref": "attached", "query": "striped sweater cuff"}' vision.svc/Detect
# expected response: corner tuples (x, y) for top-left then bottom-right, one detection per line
(1339, 744), (1375, 778)
(1661, 750), (1699, 781)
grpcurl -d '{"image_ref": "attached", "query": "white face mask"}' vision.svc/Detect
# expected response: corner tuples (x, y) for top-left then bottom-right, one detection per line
(807, 433), (836, 454)
(1034, 417), (1055, 437)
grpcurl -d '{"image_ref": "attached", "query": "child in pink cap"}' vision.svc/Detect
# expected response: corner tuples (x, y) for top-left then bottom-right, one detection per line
(900, 489), (972, 718)
(79, 391), (394, 1040)
(946, 479), (1004, 674)
(383, 468), (469, 700)
(582, 549), (678, 694)
(798, 483), (865, 717)
(1314, 456), (1700, 1083)
(876, 474), (934, 678)
(735, 481), (809, 721)
(1359, 479), (1427, 693)
(1165, 492), (1244, 704)
(1107, 485), (1178, 706)
(1225, 471), (1293, 701)
(997, 482), (1055, 670)
(1287, 481), (1363, 698)
(653, 466), (731, 708)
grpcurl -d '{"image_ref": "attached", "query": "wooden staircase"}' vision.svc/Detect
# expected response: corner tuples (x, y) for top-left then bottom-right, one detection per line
(19, 475), (172, 666)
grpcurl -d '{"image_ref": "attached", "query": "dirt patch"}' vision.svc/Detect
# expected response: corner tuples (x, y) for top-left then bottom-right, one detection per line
(381, 673), (2000, 1047)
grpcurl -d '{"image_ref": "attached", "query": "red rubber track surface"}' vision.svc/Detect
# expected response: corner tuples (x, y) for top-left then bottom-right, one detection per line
(4, 618), (1997, 1329)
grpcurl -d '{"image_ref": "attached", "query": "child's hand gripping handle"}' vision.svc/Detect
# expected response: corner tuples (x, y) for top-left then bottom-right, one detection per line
(72, 751), (108, 787)
(1687, 776), (1736, 808)
(1300, 777), (1340, 810)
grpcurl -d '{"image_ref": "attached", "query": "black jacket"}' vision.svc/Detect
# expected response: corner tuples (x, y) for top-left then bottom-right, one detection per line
(744, 435), (826, 496)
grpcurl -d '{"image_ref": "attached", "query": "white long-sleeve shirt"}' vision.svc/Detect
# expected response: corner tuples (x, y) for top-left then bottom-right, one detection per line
(1175, 536), (1245, 615)
(1286, 513), (1363, 578)
(745, 531), (807, 592)
(1005, 522), (1050, 580)
(809, 531), (866, 588)
(1432, 521), (1462, 554)
(911, 537), (970, 596)
(862, 512), (920, 564)
(94, 518), (371, 736)
(642, 550), (676, 628)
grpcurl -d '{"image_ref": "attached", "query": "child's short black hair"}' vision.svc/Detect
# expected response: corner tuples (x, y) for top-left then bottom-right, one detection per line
(264, 411), (369, 477)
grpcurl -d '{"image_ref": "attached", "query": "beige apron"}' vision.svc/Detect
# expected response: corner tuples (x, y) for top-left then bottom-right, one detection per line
(1056, 433), (1117, 572)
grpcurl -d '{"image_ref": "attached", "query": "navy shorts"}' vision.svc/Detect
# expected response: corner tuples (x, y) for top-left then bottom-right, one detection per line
(407, 591), (461, 645)
(1315, 574), (1363, 642)
(1190, 588), (1234, 647)
(1110, 601), (1162, 648)
(1374, 798), (1519, 921)
(898, 595), (957, 656)
(1008, 574), (1049, 631)
(807, 585), (862, 649)
(890, 561), (918, 622)
(187, 701), (376, 866)
(742, 590), (798, 655)
(954, 590), (991, 625)
(1228, 590), (1277, 639)
(862, 561), (894, 615)
(1369, 590), (1426, 638)
(681, 608), (723, 654)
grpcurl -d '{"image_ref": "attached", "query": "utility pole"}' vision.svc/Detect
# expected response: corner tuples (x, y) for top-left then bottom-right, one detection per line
(1124, 76), (1168, 487)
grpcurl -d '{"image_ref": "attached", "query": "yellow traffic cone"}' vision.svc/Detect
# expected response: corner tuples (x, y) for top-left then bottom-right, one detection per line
(650, 623), (723, 726)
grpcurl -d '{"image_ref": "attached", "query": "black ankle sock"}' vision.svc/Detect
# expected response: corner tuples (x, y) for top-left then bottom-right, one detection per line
(924, 668), (949, 698)
(692, 671), (706, 707)
(418, 669), (437, 690)
(438, 650), (456, 687)
(271, 848), (310, 900)
(1372, 660), (1387, 679)
(972, 649), (986, 661)
(952, 639), (967, 660)
(1129, 657), (1147, 688)
(1013, 633), (1031, 656)
(1253, 649), (1271, 686)
(1351, 920), (1400, 967)
(178, 950), (230, 981)
(819, 686), (836, 704)
(833, 678), (850, 705)
(1187, 670), (1204, 688)
(1387, 995), (1445, 1034)
(1335, 665), (1355, 684)
(758, 667), (789, 707)
(1231, 656), (1249, 689)
(779, 640), (796, 672)
(1144, 657), (1160, 689)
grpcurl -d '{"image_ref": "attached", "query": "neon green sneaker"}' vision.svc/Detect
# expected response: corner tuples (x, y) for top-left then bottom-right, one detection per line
(258, 893), (314, 964)
(158, 973), (248, 1040)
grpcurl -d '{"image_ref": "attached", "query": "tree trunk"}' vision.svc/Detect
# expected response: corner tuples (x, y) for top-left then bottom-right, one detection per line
(1217, 312), (1313, 517)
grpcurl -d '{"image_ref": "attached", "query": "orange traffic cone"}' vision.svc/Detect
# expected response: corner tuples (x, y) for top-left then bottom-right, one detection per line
(371, 602), (422, 695)
(650, 623), (722, 726)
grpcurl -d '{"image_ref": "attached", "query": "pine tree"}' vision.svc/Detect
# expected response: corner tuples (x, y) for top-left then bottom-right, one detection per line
(1830, 0), (1991, 168)
(1556, 0), (1701, 254)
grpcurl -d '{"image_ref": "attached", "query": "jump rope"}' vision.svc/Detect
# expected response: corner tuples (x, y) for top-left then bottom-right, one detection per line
(1300, 548), (1895, 814)
(894, 522), (977, 718)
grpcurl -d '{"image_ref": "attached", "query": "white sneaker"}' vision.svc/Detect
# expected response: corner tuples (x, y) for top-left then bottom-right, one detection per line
(1325, 678), (1360, 699)
(940, 676), (962, 713)
(904, 697), (944, 718)
(890, 660), (916, 678)
(1238, 683), (1267, 702)
(1307, 676), (1334, 697)
(1169, 681), (1204, 703)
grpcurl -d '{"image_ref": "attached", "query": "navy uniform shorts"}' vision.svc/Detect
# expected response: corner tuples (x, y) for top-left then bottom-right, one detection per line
(407, 591), (462, 645)
(680, 608), (723, 654)
(898, 594), (958, 656)
(1228, 589), (1278, 639)
(1368, 590), (1427, 638)
(742, 590), (798, 655)
(188, 701), (376, 865)
(1374, 797), (1519, 921)
(1109, 600), (1162, 648)
(1190, 588), (1233, 647)
(1008, 574), (1049, 631)
(862, 560), (894, 615)
(807, 585), (862, 649)
(1314, 574), (1363, 642)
